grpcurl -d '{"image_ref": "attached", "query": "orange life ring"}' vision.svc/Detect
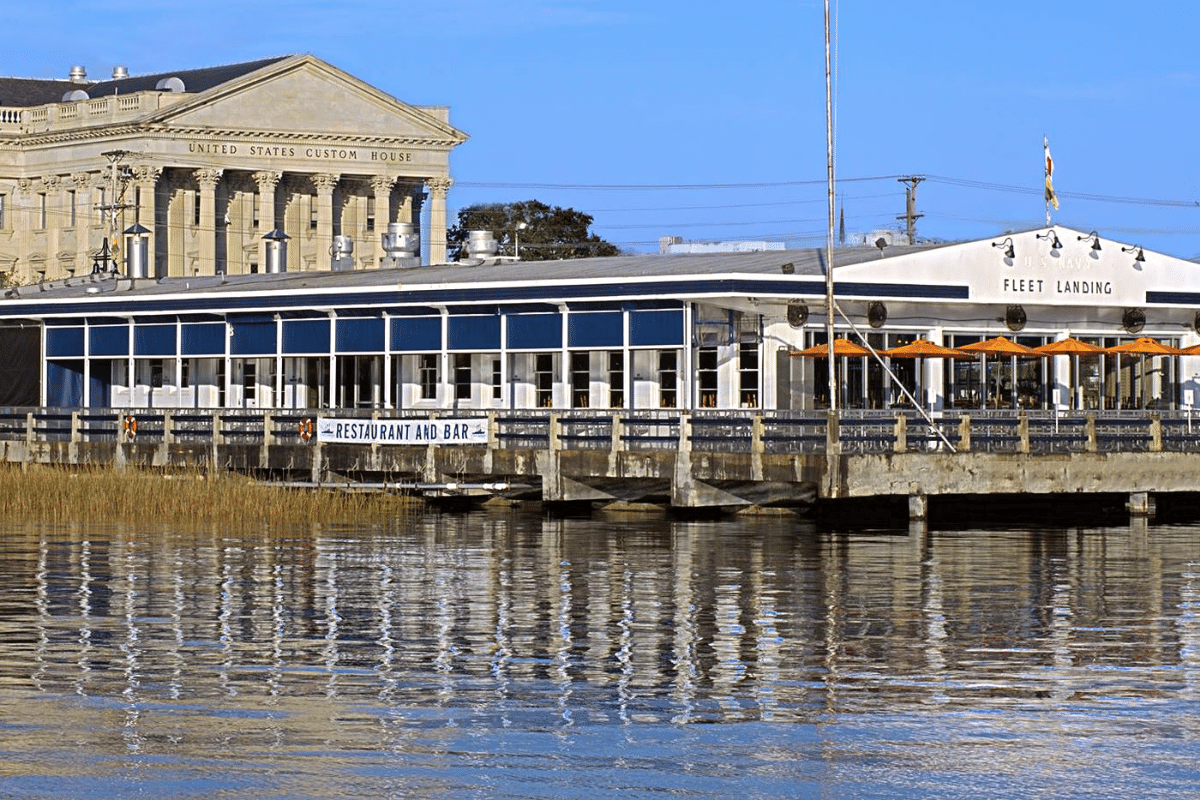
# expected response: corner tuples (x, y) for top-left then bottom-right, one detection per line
(123, 415), (137, 439)
(298, 418), (313, 442)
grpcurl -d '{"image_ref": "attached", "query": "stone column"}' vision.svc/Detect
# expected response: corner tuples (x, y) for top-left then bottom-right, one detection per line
(425, 177), (452, 265)
(280, 176), (306, 271)
(166, 173), (188, 277)
(369, 175), (396, 268)
(195, 169), (222, 277)
(72, 173), (92, 275)
(132, 165), (162, 277)
(253, 171), (281, 273)
(42, 176), (63, 277)
(14, 179), (33, 281)
(312, 173), (339, 271)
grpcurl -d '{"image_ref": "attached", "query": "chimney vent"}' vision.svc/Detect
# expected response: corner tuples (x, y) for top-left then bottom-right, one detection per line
(69, 65), (87, 84)
(111, 66), (129, 79)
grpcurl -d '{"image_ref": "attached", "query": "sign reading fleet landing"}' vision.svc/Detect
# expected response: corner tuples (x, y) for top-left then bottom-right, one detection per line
(316, 417), (488, 445)
(982, 252), (1148, 306)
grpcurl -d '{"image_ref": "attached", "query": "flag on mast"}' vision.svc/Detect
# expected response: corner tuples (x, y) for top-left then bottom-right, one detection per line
(1044, 136), (1059, 211)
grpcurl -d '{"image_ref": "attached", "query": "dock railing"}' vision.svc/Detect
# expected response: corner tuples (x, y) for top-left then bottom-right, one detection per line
(1, 407), (1196, 456)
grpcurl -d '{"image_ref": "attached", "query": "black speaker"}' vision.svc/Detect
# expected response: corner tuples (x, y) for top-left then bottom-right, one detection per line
(787, 303), (808, 328)
(867, 301), (887, 328)
(1005, 305), (1027, 332)
(1123, 308), (1145, 334)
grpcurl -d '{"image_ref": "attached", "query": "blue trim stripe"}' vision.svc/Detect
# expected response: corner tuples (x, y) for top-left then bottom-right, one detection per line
(0, 278), (968, 319)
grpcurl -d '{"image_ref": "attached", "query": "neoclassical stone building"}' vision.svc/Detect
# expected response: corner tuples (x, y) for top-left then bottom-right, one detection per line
(0, 55), (466, 282)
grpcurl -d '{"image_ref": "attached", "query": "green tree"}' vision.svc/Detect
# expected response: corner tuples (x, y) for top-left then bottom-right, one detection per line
(447, 200), (620, 261)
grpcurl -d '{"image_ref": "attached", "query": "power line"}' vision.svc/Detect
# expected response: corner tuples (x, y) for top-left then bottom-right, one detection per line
(453, 175), (905, 191)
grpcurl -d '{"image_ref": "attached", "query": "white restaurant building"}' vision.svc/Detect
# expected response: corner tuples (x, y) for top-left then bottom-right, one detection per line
(0, 57), (1197, 413)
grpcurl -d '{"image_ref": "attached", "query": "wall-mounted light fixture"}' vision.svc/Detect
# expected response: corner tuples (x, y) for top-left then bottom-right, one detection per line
(1036, 229), (1063, 249)
(1078, 231), (1102, 251)
(1121, 244), (1146, 262)
(991, 237), (1015, 258)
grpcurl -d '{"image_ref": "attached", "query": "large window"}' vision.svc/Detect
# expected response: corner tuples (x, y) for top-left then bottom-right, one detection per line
(535, 354), (554, 408)
(419, 353), (438, 400)
(571, 352), (590, 408)
(454, 353), (472, 402)
(608, 352), (624, 409)
(698, 346), (718, 408)
(659, 351), (677, 408)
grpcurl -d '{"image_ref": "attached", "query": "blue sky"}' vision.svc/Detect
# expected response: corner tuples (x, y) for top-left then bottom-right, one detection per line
(10, 1), (1200, 257)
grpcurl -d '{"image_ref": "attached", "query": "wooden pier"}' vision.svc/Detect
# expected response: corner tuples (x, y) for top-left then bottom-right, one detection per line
(2, 407), (1198, 521)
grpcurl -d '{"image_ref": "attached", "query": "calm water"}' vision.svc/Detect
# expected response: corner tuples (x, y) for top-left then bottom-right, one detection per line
(1, 508), (1199, 798)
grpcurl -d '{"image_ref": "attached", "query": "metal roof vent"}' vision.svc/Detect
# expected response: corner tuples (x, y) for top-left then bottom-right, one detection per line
(111, 66), (129, 79)
(62, 89), (90, 102)
(466, 230), (498, 260)
(68, 65), (87, 84)
(155, 76), (186, 93)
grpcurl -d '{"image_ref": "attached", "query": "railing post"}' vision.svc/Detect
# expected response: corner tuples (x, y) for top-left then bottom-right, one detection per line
(548, 412), (561, 452)
(610, 412), (624, 453)
(825, 410), (840, 454)
(211, 411), (225, 446)
(488, 412), (499, 448)
(894, 413), (907, 453)
(1017, 413), (1030, 454)
(1085, 413), (1097, 453)
(1150, 413), (1162, 452)
(262, 412), (274, 446)
(680, 412), (693, 454)
(751, 413), (765, 454)
(25, 412), (35, 447)
(70, 411), (80, 445)
(958, 414), (972, 452)
(163, 410), (174, 445)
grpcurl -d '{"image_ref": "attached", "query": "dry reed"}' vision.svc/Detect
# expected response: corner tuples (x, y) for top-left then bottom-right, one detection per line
(0, 463), (420, 524)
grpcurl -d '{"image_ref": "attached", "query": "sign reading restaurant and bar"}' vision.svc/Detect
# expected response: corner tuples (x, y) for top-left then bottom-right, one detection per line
(317, 417), (488, 445)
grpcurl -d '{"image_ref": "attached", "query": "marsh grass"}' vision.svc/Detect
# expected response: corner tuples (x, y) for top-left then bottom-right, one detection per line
(0, 463), (420, 524)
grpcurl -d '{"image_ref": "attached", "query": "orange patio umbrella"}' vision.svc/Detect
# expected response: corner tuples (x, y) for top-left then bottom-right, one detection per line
(882, 339), (968, 358)
(956, 336), (1045, 358)
(1034, 337), (1104, 356)
(790, 338), (873, 358)
(1105, 337), (1183, 356)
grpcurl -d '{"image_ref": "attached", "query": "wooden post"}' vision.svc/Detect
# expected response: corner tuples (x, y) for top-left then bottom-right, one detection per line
(1017, 413), (1030, 454)
(894, 413), (907, 452)
(957, 413), (972, 452)
(1085, 413), (1097, 453)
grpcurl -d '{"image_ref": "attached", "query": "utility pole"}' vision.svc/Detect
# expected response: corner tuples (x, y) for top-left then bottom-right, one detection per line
(95, 150), (131, 273)
(896, 175), (924, 244)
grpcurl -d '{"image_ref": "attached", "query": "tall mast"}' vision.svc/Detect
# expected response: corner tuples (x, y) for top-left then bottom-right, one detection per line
(824, 0), (837, 410)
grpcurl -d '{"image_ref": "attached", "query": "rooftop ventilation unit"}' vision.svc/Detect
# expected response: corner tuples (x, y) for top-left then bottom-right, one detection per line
(465, 230), (498, 260)
(112, 66), (129, 79)
(380, 222), (419, 268)
(69, 65), (87, 84)
(331, 235), (354, 272)
(155, 76), (186, 92)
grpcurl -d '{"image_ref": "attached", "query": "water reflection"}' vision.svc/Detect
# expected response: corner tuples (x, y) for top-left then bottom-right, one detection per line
(2, 513), (1200, 796)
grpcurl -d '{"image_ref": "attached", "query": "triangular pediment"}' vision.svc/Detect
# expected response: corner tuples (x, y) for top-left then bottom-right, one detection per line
(143, 55), (466, 145)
